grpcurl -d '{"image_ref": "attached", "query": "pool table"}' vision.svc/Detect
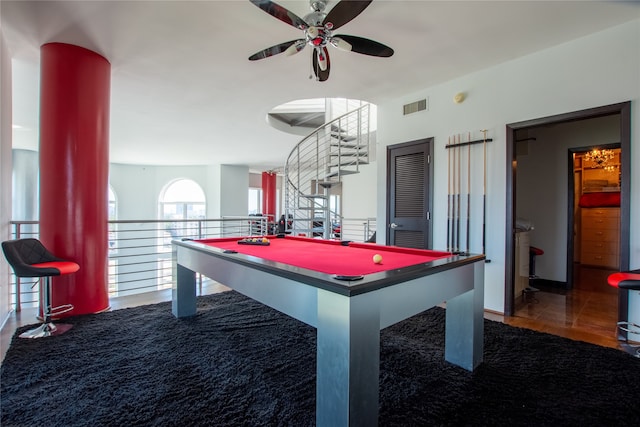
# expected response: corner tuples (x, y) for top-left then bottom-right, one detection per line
(172, 235), (485, 427)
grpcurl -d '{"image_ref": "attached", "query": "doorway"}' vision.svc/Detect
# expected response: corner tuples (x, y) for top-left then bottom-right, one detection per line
(569, 144), (621, 281)
(505, 102), (631, 329)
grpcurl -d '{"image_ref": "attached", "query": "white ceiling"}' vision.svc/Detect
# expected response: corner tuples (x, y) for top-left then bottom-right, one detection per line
(3, 0), (639, 170)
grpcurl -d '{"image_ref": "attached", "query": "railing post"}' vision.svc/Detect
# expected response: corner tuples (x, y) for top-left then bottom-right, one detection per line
(13, 222), (22, 312)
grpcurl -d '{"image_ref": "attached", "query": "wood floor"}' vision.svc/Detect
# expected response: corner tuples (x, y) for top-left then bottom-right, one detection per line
(0, 266), (629, 364)
(497, 265), (621, 350)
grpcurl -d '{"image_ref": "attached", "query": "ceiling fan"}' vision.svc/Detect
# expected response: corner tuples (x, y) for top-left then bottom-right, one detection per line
(248, 0), (394, 82)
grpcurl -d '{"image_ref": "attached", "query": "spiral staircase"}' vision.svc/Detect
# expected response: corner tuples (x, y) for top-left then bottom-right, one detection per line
(284, 103), (373, 238)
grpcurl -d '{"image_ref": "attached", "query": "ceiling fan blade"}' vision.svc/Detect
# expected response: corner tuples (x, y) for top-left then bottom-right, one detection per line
(249, 40), (304, 60)
(322, 0), (372, 30)
(333, 34), (394, 57)
(312, 47), (330, 82)
(250, 0), (308, 29)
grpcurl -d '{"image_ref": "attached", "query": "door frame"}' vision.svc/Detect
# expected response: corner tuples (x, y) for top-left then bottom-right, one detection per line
(386, 138), (434, 248)
(505, 101), (631, 318)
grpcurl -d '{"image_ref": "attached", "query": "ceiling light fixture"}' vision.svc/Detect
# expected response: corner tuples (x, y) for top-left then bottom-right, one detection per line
(584, 148), (615, 168)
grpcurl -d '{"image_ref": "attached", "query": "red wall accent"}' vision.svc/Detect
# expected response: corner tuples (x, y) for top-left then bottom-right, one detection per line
(261, 172), (276, 222)
(39, 43), (111, 316)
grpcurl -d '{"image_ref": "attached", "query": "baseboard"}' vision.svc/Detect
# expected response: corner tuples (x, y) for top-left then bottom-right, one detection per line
(529, 278), (568, 293)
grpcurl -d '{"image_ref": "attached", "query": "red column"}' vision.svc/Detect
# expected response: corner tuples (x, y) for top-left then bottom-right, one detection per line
(261, 171), (277, 223)
(39, 43), (110, 316)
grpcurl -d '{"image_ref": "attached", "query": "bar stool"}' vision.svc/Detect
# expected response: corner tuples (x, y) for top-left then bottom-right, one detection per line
(2, 238), (79, 339)
(529, 246), (544, 279)
(607, 269), (640, 358)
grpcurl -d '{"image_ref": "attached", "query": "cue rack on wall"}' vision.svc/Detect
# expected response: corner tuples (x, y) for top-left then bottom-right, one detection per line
(445, 130), (492, 259)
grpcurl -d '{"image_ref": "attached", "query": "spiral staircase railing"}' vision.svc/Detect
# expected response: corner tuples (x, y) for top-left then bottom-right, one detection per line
(284, 104), (371, 238)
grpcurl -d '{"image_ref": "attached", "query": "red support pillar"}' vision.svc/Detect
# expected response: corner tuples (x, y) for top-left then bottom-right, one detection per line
(261, 172), (277, 223)
(39, 43), (110, 316)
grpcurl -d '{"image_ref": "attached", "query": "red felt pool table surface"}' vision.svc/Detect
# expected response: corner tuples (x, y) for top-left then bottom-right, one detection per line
(195, 236), (452, 277)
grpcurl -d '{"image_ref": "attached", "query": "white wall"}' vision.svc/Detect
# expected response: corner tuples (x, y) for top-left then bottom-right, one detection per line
(219, 165), (249, 217)
(341, 162), (377, 219)
(376, 20), (640, 313)
(1, 30), (13, 325)
(206, 164), (249, 218)
(110, 164), (210, 220)
(109, 163), (249, 220)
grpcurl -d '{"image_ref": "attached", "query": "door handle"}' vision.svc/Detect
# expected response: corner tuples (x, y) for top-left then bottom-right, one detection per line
(390, 223), (401, 229)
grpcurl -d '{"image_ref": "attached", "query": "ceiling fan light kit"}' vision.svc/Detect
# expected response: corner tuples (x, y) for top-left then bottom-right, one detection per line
(248, 0), (394, 82)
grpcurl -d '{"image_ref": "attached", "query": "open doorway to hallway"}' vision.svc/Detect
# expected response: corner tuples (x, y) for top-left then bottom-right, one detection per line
(505, 102), (631, 343)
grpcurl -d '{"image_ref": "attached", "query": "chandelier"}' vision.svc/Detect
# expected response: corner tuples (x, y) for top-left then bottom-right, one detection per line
(584, 148), (615, 168)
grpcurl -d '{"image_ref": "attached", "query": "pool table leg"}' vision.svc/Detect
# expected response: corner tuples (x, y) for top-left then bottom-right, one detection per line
(172, 263), (197, 318)
(316, 289), (380, 427)
(444, 260), (485, 370)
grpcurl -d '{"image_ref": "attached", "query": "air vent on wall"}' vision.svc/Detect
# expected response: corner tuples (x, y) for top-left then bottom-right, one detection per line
(403, 98), (427, 115)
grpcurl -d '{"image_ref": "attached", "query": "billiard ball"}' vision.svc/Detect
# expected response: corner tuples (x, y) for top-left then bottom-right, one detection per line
(373, 254), (382, 264)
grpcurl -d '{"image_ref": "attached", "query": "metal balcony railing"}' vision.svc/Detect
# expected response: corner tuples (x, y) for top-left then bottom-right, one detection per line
(6, 216), (375, 312)
(7, 216), (268, 311)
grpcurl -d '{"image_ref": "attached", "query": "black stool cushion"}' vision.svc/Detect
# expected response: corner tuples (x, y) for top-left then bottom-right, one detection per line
(1, 238), (69, 278)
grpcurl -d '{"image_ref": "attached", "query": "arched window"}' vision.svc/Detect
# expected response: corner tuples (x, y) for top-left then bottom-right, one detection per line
(108, 186), (117, 220)
(159, 179), (206, 240)
(160, 179), (206, 219)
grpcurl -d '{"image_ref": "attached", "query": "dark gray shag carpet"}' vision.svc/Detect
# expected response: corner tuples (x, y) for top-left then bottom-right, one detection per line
(2, 290), (640, 426)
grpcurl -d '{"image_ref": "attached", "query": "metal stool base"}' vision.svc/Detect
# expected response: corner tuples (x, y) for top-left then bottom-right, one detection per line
(619, 343), (640, 358)
(617, 321), (640, 358)
(19, 322), (73, 339)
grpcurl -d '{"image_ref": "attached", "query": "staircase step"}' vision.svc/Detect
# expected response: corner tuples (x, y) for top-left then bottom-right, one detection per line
(330, 143), (366, 150)
(329, 152), (367, 158)
(300, 194), (327, 199)
(317, 181), (339, 188)
(325, 169), (360, 178)
(328, 161), (369, 168)
(331, 133), (357, 142)
(331, 124), (349, 133)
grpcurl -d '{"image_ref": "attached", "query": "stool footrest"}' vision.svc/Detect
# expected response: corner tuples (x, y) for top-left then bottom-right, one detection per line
(50, 304), (74, 317)
(617, 321), (640, 335)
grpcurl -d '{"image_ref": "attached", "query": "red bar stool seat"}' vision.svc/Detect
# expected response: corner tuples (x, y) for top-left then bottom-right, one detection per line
(529, 246), (544, 279)
(2, 238), (79, 339)
(607, 269), (640, 358)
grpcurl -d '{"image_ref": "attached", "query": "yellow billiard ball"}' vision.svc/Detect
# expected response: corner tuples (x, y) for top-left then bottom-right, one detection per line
(373, 254), (383, 264)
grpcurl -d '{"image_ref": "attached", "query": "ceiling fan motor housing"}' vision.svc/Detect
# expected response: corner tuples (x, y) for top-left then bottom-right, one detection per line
(310, 1), (328, 13)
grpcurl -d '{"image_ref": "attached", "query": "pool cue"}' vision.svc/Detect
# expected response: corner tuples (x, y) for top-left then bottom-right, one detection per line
(447, 137), (452, 252)
(481, 129), (488, 256)
(451, 136), (456, 252)
(452, 135), (458, 252)
(466, 131), (471, 254)
(456, 134), (461, 253)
